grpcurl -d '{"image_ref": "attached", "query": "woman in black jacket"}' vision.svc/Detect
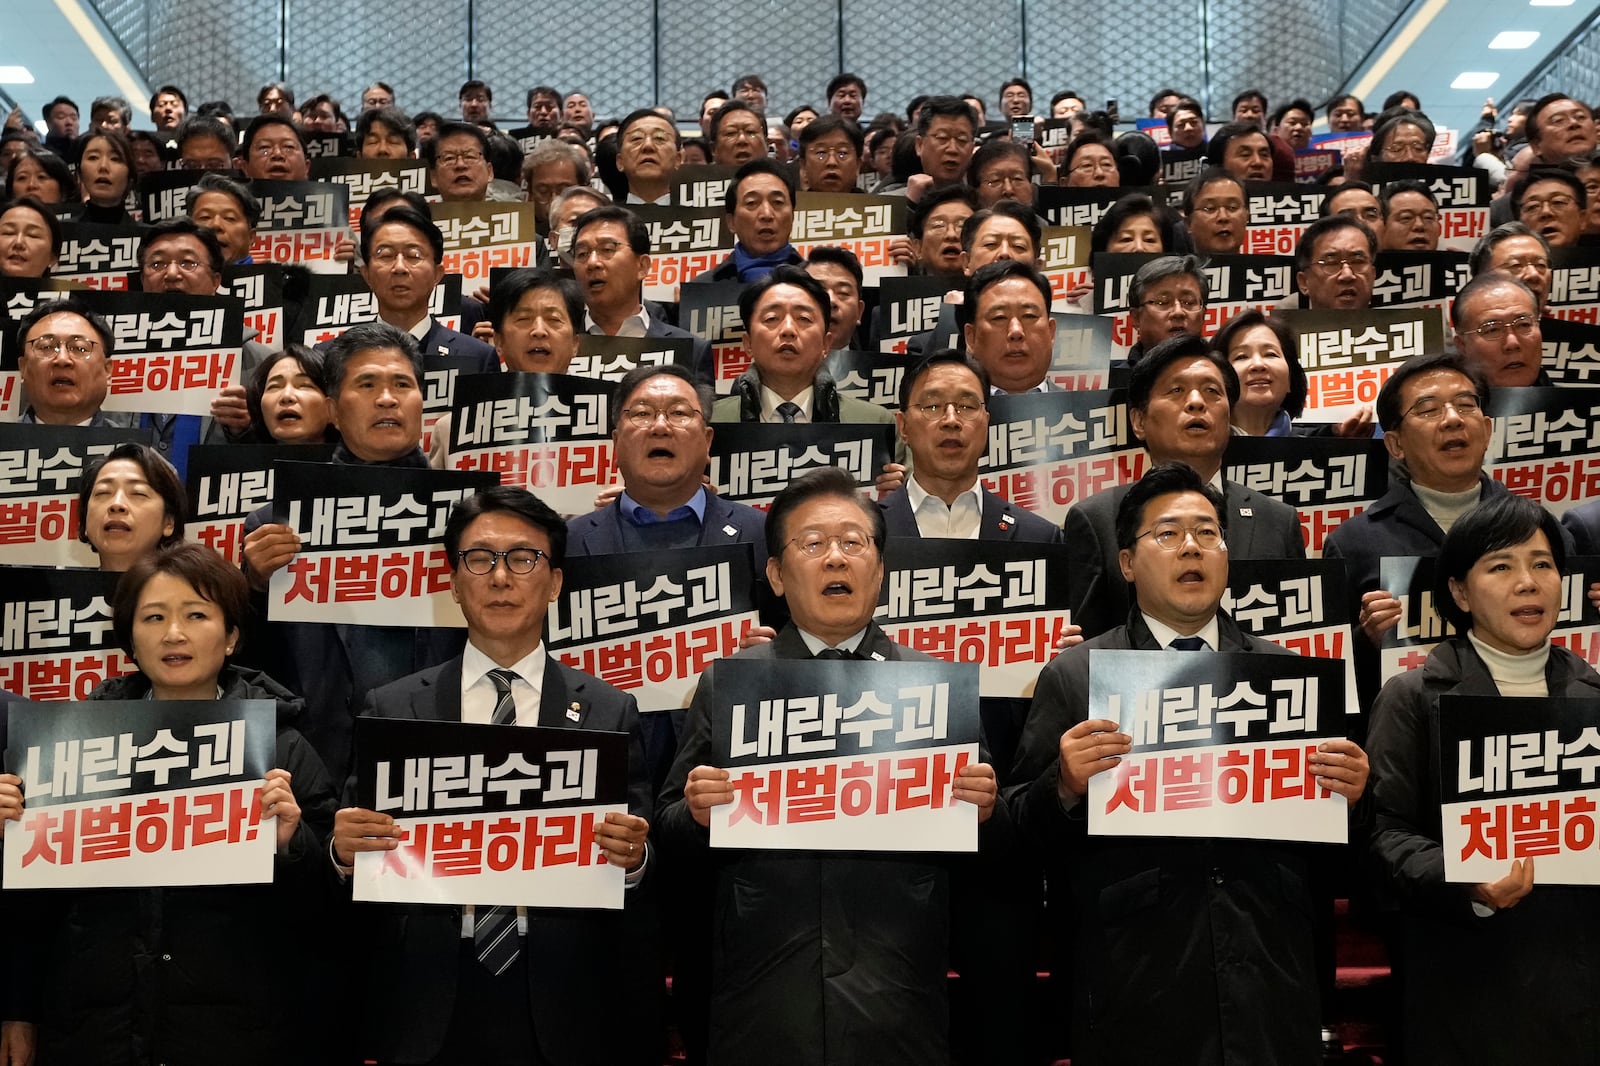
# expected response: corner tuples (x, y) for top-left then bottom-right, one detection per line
(1, 543), (340, 1066)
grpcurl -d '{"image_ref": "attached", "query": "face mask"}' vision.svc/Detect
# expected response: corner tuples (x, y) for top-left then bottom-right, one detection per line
(553, 225), (575, 266)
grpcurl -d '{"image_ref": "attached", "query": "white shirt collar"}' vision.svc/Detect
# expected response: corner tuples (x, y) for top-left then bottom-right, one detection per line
(585, 306), (651, 338)
(460, 641), (548, 726)
(905, 476), (984, 539)
(1141, 611), (1221, 651)
(760, 384), (814, 422)
(406, 316), (434, 342)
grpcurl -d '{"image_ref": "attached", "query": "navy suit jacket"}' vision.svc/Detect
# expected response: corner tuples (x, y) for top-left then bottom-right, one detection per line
(417, 318), (501, 373)
(566, 490), (769, 569)
(348, 653), (660, 1066)
(878, 486), (1063, 543)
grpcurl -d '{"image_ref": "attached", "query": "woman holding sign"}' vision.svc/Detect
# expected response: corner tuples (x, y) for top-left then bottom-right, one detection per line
(2, 543), (339, 1066)
(1368, 493), (1600, 1064)
(1214, 310), (1376, 438)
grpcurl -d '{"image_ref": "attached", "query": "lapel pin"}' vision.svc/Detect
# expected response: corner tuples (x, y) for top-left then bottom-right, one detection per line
(1239, 507), (1253, 517)
(567, 702), (582, 722)
(870, 651), (886, 661)
(1000, 514), (1016, 528)
(722, 524), (738, 536)
(437, 345), (450, 357)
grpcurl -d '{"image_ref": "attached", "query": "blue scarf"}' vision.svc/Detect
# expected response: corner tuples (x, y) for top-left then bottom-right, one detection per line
(731, 243), (796, 282)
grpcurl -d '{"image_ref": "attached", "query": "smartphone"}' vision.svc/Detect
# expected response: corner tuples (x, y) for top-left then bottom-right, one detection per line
(1010, 115), (1036, 145)
(1105, 99), (1120, 123)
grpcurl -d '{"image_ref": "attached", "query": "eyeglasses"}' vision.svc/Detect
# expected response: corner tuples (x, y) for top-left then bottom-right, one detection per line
(981, 171), (1031, 190)
(146, 257), (207, 274)
(251, 140), (302, 157)
(1071, 160), (1118, 174)
(572, 239), (624, 262)
(1136, 524), (1225, 551)
(1311, 252), (1373, 275)
(926, 131), (974, 149)
(436, 150), (485, 166)
(25, 336), (100, 358)
(623, 404), (702, 428)
(623, 130), (675, 148)
(1402, 392), (1481, 422)
(721, 126), (765, 142)
(1521, 194), (1576, 215)
(369, 246), (430, 265)
(909, 401), (986, 421)
(1463, 314), (1538, 342)
(1380, 141), (1429, 157)
(1140, 293), (1204, 311)
(457, 547), (549, 575)
(1389, 210), (1439, 227)
(788, 529), (876, 558)
(808, 147), (856, 163)
(923, 217), (968, 234)
(1192, 200), (1244, 216)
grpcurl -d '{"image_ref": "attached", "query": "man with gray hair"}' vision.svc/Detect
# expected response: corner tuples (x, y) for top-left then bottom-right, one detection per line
(90, 95), (132, 133)
(522, 139), (591, 235)
(1127, 254), (1208, 364)
(1470, 221), (1552, 313)
(1450, 271), (1546, 388)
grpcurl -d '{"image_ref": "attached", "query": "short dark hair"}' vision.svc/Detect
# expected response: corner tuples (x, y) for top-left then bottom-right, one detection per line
(738, 264), (831, 332)
(488, 266), (585, 335)
(1513, 166), (1588, 216)
(1326, 94), (1363, 122)
(1063, 130), (1114, 173)
(140, 217), (225, 276)
(999, 78), (1033, 105)
(968, 138), (1031, 188)
(458, 80), (492, 103)
(785, 105), (819, 128)
(1167, 97), (1206, 130)
(525, 85), (561, 109)
(805, 246), (863, 294)
(610, 362), (714, 429)
(1450, 271), (1537, 329)
(1294, 214), (1377, 273)
(1050, 91), (1083, 112)
(617, 107), (680, 150)
(1148, 87), (1183, 115)
(732, 74), (767, 96)
(957, 259), (1052, 328)
(239, 114), (303, 157)
(43, 95), (78, 118)
(1435, 493), (1566, 632)
(1270, 98), (1314, 128)
(356, 107), (417, 154)
(1210, 309), (1307, 418)
(113, 543), (248, 660)
(149, 85), (188, 111)
(1206, 121), (1269, 168)
(1526, 93), (1589, 147)
(571, 203), (650, 256)
(1231, 89), (1268, 114)
(322, 322), (423, 394)
(1469, 221), (1550, 276)
(79, 442), (186, 550)
(1381, 91), (1420, 112)
(422, 121), (490, 166)
(1374, 350), (1489, 432)
(899, 349), (990, 410)
(1114, 461), (1227, 553)
(797, 114), (864, 155)
(1093, 192), (1179, 255)
(7, 149), (78, 203)
(726, 156), (796, 214)
(709, 99), (765, 143)
(174, 115), (236, 159)
(1128, 332), (1239, 412)
(1321, 179), (1376, 217)
(826, 74), (867, 101)
(915, 96), (978, 137)
(960, 199), (1041, 257)
(360, 204), (445, 264)
(765, 466), (883, 562)
(257, 82), (295, 109)
(1181, 168), (1242, 217)
(1378, 178), (1438, 219)
(17, 297), (113, 359)
(443, 485), (567, 572)
(0, 195), (64, 264)
(190, 172), (262, 227)
(908, 184), (977, 239)
(246, 342), (334, 442)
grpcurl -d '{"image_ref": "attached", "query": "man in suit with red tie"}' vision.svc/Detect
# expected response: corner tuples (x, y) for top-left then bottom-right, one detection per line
(329, 485), (660, 1066)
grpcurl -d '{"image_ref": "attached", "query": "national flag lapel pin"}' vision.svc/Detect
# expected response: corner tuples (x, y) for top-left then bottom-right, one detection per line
(723, 524), (738, 536)
(1239, 507), (1253, 517)
(567, 702), (582, 722)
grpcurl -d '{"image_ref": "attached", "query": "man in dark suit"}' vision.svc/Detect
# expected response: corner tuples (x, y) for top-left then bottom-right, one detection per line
(357, 204), (501, 376)
(331, 485), (660, 1066)
(566, 363), (766, 564)
(657, 467), (1008, 1065)
(566, 204), (713, 382)
(879, 349), (1061, 542)
(242, 322), (467, 783)
(688, 157), (804, 284)
(1009, 461), (1368, 1064)
(1065, 333), (1305, 639)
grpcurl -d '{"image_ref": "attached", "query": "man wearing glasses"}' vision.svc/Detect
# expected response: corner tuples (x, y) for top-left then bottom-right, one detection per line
(796, 115), (864, 194)
(330, 483), (662, 1066)
(566, 206), (707, 367)
(567, 363), (764, 558)
(1294, 214), (1378, 310)
(1065, 333), (1304, 639)
(1377, 180), (1443, 252)
(1513, 167), (1588, 249)
(424, 121), (496, 203)
(14, 298), (117, 427)
(658, 465), (1004, 1064)
(1010, 460), (1368, 1064)
(1324, 351), (1510, 711)
(1451, 272), (1547, 388)
(236, 114), (309, 182)
(879, 349), (1061, 542)
(615, 109), (680, 206)
(876, 96), (977, 202)
(709, 100), (768, 168)
(1126, 255), (1209, 365)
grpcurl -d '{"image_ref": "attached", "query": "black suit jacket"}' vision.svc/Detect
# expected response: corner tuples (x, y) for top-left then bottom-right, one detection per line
(879, 485), (1063, 543)
(1065, 477), (1305, 640)
(565, 490), (769, 568)
(348, 653), (660, 1066)
(641, 316), (718, 391)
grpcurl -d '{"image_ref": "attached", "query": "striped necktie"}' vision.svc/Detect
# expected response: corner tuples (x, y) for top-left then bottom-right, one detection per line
(475, 667), (523, 973)
(487, 668), (520, 725)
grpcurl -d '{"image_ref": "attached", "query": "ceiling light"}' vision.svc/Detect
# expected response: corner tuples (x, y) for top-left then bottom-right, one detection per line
(1452, 72), (1501, 90)
(1489, 30), (1540, 47)
(0, 66), (34, 84)
(1529, 0), (1574, 7)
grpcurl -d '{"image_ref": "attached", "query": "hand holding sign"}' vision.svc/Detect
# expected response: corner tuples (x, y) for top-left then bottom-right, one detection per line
(685, 765), (733, 828)
(210, 385), (251, 432)
(261, 767), (302, 851)
(243, 522), (302, 591)
(1310, 739), (1368, 805)
(1472, 858), (1535, 912)
(1058, 718), (1131, 799)
(593, 811), (650, 870)
(332, 805), (402, 867)
(953, 762), (998, 823)
(0, 773), (21, 837)
(1359, 588), (1403, 647)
